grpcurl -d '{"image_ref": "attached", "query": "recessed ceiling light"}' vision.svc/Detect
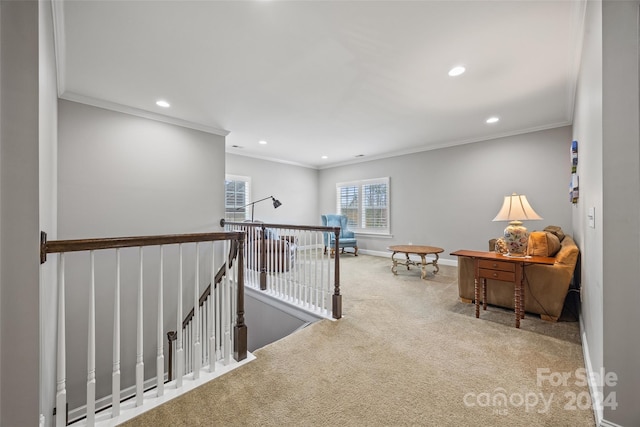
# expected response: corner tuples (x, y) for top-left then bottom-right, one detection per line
(156, 100), (170, 108)
(486, 116), (500, 124)
(448, 66), (466, 77)
(258, 140), (268, 145)
(321, 155), (328, 159)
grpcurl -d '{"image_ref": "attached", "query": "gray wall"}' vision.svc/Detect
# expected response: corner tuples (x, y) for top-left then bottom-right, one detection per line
(573, 1), (640, 425)
(39, 1), (59, 425)
(573, 1), (640, 424)
(58, 100), (226, 238)
(601, 1), (640, 424)
(0, 1), (41, 425)
(319, 126), (573, 262)
(571, 0), (604, 421)
(226, 154), (318, 225)
(58, 100), (226, 410)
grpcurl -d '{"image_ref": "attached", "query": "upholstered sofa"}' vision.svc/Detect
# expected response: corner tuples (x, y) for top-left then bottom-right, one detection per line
(246, 228), (297, 273)
(457, 226), (579, 322)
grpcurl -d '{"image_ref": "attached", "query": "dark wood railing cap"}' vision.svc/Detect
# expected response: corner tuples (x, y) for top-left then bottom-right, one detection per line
(40, 230), (245, 263)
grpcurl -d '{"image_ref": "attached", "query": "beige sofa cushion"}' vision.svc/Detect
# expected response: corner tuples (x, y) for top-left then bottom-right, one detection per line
(527, 231), (561, 257)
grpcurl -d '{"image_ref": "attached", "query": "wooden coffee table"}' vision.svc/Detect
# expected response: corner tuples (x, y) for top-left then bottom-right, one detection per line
(388, 245), (444, 279)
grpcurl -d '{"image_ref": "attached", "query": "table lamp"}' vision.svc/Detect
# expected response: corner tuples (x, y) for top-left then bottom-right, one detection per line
(492, 193), (542, 257)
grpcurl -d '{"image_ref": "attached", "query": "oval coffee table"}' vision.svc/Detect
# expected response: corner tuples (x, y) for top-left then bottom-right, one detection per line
(388, 245), (444, 279)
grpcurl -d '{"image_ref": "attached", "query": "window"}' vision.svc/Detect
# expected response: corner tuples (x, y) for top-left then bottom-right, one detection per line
(225, 175), (251, 221)
(336, 177), (389, 234)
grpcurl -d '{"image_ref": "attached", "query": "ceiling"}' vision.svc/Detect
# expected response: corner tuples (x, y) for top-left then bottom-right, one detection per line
(55, 0), (586, 169)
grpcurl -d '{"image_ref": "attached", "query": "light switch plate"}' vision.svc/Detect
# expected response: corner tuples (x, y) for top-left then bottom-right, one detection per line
(588, 207), (595, 228)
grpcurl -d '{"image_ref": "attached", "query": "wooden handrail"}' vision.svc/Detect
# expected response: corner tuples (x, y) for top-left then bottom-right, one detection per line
(41, 229), (247, 384)
(220, 219), (341, 234)
(40, 230), (245, 263)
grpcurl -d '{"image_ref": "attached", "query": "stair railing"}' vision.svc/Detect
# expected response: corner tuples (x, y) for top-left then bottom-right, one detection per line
(40, 230), (246, 426)
(166, 239), (241, 381)
(220, 219), (342, 320)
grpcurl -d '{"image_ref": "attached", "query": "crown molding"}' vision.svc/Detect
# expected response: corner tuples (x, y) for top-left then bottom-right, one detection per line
(317, 121), (572, 170)
(565, 0), (587, 123)
(60, 92), (230, 137)
(51, 0), (66, 97)
(225, 150), (318, 170)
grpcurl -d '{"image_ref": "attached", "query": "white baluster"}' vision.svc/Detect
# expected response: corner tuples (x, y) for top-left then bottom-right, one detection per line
(185, 325), (190, 374)
(87, 251), (96, 426)
(209, 242), (216, 372)
(176, 244), (184, 388)
(56, 254), (66, 427)
(156, 246), (164, 396)
(193, 243), (201, 379)
(215, 250), (221, 361)
(136, 247), (144, 406)
(318, 232), (323, 310)
(312, 232), (317, 309)
(224, 240), (231, 365)
(112, 249), (121, 417)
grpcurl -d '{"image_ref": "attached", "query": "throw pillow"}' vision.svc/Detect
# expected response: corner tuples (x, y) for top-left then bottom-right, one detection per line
(527, 231), (562, 257)
(543, 225), (566, 242)
(494, 237), (508, 254)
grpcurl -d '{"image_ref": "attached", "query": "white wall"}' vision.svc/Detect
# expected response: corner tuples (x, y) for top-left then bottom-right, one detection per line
(0, 1), (41, 425)
(319, 126), (573, 261)
(226, 154), (318, 225)
(58, 100), (226, 410)
(39, 0), (58, 425)
(571, 0), (603, 421)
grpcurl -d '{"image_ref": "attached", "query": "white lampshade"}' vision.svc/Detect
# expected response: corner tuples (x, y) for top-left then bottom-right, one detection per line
(492, 193), (542, 257)
(493, 193), (542, 223)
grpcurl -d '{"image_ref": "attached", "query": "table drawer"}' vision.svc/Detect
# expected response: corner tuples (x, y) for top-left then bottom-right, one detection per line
(479, 268), (516, 282)
(478, 260), (515, 272)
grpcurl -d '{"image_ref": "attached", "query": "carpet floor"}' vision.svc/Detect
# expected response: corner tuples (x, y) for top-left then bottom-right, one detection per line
(122, 254), (595, 427)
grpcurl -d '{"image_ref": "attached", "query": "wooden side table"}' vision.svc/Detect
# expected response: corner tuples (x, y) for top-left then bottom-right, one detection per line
(450, 250), (555, 328)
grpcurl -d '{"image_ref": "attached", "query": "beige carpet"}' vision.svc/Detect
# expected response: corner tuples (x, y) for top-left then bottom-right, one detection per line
(123, 255), (595, 427)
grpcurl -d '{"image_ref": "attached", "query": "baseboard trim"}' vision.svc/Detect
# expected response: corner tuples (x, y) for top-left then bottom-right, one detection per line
(66, 354), (255, 425)
(579, 315), (605, 426)
(246, 286), (331, 323)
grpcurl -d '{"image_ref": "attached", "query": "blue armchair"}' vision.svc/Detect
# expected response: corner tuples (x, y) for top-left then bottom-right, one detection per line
(321, 214), (358, 256)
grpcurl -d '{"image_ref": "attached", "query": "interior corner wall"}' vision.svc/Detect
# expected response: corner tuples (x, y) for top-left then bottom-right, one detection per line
(0, 1), (41, 426)
(58, 100), (226, 411)
(225, 153), (319, 225)
(571, 0), (604, 422)
(58, 99), (226, 238)
(601, 0), (640, 425)
(318, 126), (573, 260)
(39, 0), (58, 424)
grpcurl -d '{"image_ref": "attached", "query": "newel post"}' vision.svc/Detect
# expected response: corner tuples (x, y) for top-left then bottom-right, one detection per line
(234, 235), (248, 361)
(332, 229), (342, 319)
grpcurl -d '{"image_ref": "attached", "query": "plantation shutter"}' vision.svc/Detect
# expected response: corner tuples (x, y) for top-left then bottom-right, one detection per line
(336, 177), (389, 234)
